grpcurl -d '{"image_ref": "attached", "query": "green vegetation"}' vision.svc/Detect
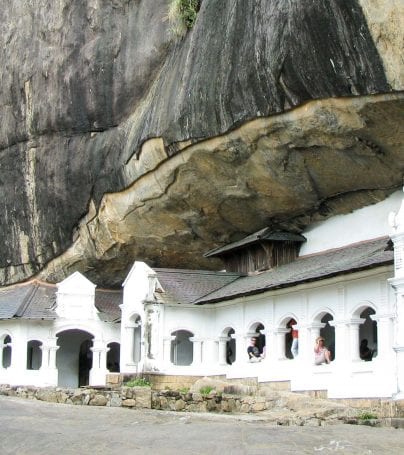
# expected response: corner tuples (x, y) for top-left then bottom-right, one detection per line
(168, 0), (200, 36)
(124, 377), (151, 387)
(179, 387), (190, 394)
(199, 385), (214, 395)
(357, 411), (378, 420)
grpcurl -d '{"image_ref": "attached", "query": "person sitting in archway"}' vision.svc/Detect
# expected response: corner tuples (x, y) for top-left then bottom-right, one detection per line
(247, 337), (263, 362)
(360, 339), (373, 361)
(287, 318), (299, 358)
(314, 336), (331, 365)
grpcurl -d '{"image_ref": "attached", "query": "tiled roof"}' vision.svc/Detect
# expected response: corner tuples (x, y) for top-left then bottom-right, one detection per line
(0, 281), (56, 320)
(204, 228), (306, 257)
(95, 290), (122, 322)
(153, 268), (242, 305)
(0, 281), (122, 322)
(196, 237), (393, 304)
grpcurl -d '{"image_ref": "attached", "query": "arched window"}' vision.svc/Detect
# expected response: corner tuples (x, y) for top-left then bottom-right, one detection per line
(320, 313), (335, 361)
(285, 318), (298, 359)
(107, 342), (120, 372)
(220, 327), (236, 365)
(27, 340), (42, 370)
(170, 330), (194, 366)
(359, 307), (377, 361)
(247, 323), (266, 353)
(2, 335), (12, 368)
(131, 315), (142, 364)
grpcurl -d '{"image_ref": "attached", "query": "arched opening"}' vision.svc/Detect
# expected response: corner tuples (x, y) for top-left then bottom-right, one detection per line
(359, 307), (377, 361)
(222, 327), (236, 365)
(107, 342), (120, 372)
(56, 329), (93, 388)
(170, 330), (194, 366)
(254, 323), (266, 356)
(131, 314), (142, 364)
(2, 335), (12, 368)
(320, 313), (335, 361)
(285, 318), (298, 359)
(27, 340), (42, 370)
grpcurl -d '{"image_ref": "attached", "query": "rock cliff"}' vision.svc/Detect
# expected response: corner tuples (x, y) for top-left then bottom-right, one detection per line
(0, 0), (403, 286)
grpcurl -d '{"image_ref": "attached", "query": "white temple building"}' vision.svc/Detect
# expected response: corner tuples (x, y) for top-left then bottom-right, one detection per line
(2, 189), (404, 400)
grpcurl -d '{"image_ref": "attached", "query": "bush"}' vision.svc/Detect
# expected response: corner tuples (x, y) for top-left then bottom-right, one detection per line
(199, 385), (214, 395)
(124, 377), (151, 387)
(358, 411), (378, 420)
(168, 0), (200, 36)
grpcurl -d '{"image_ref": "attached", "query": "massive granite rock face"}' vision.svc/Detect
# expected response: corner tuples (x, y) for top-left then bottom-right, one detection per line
(0, 0), (403, 287)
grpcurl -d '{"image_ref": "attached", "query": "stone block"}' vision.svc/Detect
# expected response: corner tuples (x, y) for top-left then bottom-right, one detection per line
(134, 387), (151, 409)
(192, 393), (203, 402)
(206, 400), (217, 412)
(122, 399), (137, 407)
(56, 392), (69, 404)
(89, 394), (108, 406)
(36, 390), (58, 403)
(251, 401), (267, 412)
(175, 399), (186, 411)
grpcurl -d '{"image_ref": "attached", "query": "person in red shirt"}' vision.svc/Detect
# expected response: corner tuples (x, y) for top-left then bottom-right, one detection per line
(288, 318), (299, 358)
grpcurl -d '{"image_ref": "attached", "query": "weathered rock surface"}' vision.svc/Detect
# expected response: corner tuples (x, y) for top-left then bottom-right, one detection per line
(0, 0), (403, 286)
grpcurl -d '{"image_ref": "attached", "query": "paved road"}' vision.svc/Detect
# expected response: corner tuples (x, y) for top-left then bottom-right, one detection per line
(1, 396), (404, 454)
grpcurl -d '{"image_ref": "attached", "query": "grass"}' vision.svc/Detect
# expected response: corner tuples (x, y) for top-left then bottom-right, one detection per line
(168, 0), (200, 37)
(357, 411), (378, 420)
(124, 377), (151, 387)
(199, 385), (214, 395)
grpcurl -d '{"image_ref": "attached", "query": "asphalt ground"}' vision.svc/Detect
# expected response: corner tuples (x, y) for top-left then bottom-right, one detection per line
(1, 396), (404, 454)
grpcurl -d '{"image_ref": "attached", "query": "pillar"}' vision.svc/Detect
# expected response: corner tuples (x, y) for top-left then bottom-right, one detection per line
(89, 339), (109, 386)
(218, 337), (230, 366)
(329, 320), (348, 364)
(39, 337), (59, 386)
(232, 333), (248, 365)
(347, 319), (365, 362)
(190, 337), (203, 366)
(371, 314), (394, 363)
(273, 328), (290, 360)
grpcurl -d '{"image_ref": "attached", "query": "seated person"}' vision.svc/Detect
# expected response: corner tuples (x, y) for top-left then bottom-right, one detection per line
(247, 337), (264, 362)
(360, 339), (373, 361)
(314, 336), (331, 365)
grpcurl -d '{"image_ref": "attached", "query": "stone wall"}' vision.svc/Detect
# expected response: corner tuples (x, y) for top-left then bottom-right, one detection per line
(2, 383), (404, 425)
(0, 384), (151, 409)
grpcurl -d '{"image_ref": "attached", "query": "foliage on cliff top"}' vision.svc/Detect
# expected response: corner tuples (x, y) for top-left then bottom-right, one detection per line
(168, 0), (200, 36)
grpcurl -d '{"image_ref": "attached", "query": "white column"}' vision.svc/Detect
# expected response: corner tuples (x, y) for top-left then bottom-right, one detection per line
(295, 323), (310, 366)
(232, 333), (248, 365)
(90, 339), (109, 386)
(218, 337), (229, 366)
(371, 314), (395, 362)
(274, 328), (289, 360)
(347, 319), (365, 362)
(329, 320), (348, 364)
(40, 337), (59, 386)
(261, 329), (274, 364)
(190, 338), (203, 366)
